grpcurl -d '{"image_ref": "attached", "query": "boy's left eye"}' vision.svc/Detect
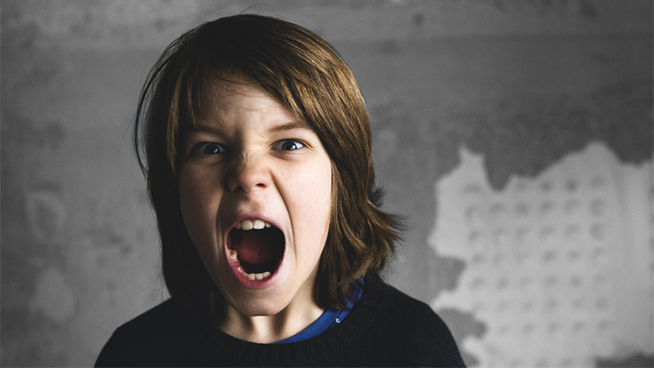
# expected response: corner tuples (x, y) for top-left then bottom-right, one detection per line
(273, 140), (304, 151)
(192, 142), (227, 155)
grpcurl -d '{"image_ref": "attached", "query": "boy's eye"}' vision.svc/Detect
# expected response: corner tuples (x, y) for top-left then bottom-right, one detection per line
(274, 140), (304, 151)
(193, 142), (226, 155)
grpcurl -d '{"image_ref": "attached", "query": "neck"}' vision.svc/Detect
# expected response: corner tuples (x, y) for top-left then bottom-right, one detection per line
(218, 287), (324, 344)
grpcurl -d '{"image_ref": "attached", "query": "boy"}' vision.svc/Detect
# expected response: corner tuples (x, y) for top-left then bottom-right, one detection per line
(96, 14), (464, 367)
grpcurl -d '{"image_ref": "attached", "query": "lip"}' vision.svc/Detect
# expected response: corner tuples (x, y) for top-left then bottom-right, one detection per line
(223, 213), (286, 289)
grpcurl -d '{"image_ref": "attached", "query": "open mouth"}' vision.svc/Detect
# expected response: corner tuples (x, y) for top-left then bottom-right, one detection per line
(227, 219), (285, 281)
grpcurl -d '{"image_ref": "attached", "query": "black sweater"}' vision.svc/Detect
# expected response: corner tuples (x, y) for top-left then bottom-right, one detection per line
(96, 282), (465, 367)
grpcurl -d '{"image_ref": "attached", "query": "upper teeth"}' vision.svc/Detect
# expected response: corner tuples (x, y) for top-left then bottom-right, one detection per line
(235, 219), (271, 231)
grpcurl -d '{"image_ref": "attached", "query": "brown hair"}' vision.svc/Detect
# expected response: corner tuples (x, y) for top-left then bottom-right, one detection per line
(135, 14), (398, 316)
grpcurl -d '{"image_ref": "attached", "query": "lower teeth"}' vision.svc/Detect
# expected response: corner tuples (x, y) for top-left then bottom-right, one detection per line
(243, 270), (271, 280)
(231, 251), (271, 280)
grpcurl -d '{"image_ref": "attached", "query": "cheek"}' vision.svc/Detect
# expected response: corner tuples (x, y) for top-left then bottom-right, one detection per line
(178, 165), (222, 242)
(289, 160), (333, 249)
(178, 167), (201, 222)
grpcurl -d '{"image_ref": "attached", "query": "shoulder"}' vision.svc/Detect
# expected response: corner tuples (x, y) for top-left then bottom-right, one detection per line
(358, 281), (466, 367)
(367, 281), (448, 329)
(95, 299), (206, 367)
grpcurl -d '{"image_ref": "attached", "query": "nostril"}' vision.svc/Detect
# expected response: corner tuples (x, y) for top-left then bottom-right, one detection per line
(226, 162), (271, 192)
(230, 181), (268, 192)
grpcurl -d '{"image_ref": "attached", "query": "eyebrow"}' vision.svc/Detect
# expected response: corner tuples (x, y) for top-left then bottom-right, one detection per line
(192, 120), (310, 135)
(268, 121), (312, 134)
(189, 119), (312, 139)
(191, 120), (223, 136)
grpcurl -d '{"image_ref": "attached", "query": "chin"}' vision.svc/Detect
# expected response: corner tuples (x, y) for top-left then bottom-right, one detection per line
(234, 296), (289, 317)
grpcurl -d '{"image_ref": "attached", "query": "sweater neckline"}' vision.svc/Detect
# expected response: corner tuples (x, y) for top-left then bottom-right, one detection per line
(185, 280), (388, 366)
(273, 280), (364, 344)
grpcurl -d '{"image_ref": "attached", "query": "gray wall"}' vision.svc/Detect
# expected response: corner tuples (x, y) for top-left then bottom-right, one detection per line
(2, 0), (652, 366)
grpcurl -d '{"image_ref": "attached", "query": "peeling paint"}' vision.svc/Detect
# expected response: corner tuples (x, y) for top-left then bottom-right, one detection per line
(430, 143), (653, 366)
(595, 352), (654, 367)
(29, 267), (76, 324)
(25, 190), (67, 244)
(453, 79), (653, 191)
(481, 0), (599, 19)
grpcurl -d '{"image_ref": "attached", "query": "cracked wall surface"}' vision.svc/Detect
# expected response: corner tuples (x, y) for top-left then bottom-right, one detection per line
(1, 0), (652, 366)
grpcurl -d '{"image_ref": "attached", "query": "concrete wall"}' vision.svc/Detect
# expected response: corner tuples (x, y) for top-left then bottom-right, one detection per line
(1, 0), (652, 366)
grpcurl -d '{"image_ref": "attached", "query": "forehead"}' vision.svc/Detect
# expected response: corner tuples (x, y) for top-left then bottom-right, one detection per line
(192, 77), (310, 132)
(201, 79), (277, 113)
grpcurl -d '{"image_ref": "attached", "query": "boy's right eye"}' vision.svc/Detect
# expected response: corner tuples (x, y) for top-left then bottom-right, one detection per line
(193, 142), (227, 155)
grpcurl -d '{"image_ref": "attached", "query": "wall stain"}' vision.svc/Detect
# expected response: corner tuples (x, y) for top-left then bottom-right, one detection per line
(449, 79), (653, 191)
(578, 0), (598, 19)
(25, 190), (67, 244)
(29, 267), (76, 324)
(370, 100), (466, 303)
(595, 353), (654, 367)
(412, 12), (424, 27)
(379, 40), (400, 55)
(42, 121), (66, 150)
(1, 107), (72, 366)
(483, 0), (598, 19)
(430, 256), (466, 292)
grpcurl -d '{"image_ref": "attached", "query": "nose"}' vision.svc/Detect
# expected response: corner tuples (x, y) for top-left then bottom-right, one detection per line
(226, 157), (271, 193)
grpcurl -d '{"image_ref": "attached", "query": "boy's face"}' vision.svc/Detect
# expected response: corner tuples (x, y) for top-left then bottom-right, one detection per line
(178, 80), (332, 318)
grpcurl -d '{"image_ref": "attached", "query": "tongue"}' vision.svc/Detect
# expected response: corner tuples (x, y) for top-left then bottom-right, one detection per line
(232, 230), (276, 266)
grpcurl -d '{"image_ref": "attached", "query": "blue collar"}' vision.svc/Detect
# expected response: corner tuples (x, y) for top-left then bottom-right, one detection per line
(273, 282), (363, 344)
